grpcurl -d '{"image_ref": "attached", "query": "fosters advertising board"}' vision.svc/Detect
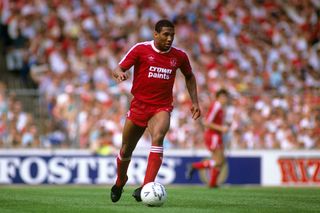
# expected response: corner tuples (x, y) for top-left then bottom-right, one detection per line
(0, 149), (319, 186)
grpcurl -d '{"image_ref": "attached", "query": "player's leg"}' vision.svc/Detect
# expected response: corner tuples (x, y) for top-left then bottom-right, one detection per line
(111, 119), (146, 202)
(144, 111), (170, 184)
(116, 119), (146, 186)
(132, 111), (170, 202)
(186, 156), (219, 180)
(186, 134), (214, 180)
(185, 160), (212, 180)
(208, 147), (225, 188)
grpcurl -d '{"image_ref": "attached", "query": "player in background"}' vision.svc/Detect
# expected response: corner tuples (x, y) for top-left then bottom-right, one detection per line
(186, 89), (229, 188)
(110, 19), (201, 202)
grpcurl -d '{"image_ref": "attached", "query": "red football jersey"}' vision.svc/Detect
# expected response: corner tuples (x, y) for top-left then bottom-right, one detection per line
(205, 101), (224, 135)
(119, 40), (192, 106)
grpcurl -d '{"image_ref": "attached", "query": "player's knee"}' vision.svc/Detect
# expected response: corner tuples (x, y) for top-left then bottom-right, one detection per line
(152, 132), (166, 145)
(216, 158), (225, 167)
(120, 146), (133, 158)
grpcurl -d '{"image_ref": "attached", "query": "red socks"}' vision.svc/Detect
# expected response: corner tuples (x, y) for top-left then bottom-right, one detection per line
(209, 168), (220, 188)
(192, 159), (219, 187)
(143, 146), (163, 186)
(115, 146), (164, 187)
(115, 152), (130, 187)
(192, 160), (210, 169)
(192, 159), (215, 169)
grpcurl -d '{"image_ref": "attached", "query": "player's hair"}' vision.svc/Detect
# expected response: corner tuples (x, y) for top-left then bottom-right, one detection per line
(216, 89), (229, 98)
(155, 19), (174, 33)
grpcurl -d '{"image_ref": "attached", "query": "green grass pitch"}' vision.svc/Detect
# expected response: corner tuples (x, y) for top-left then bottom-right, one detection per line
(0, 185), (319, 213)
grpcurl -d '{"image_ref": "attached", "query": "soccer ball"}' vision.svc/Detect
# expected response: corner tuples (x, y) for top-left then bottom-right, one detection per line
(141, 182), (167, 207)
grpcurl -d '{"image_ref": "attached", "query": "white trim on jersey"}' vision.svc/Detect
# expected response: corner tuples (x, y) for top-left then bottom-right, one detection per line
(151, 40), (171, 53)
(206, 101), (221, 123)
(118, 41), (151, 65)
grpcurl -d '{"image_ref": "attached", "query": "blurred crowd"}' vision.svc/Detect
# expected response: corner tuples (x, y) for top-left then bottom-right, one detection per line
(0, 0), (319, 152)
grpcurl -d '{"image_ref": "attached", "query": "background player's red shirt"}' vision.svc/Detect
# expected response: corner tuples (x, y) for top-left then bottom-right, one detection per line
(119, 40), (192, 106)
(205, 101), (224, 136)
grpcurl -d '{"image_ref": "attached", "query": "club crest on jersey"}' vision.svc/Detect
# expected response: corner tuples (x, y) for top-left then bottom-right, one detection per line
(148, 55), (155, 62)
(170, 58), (177, 67)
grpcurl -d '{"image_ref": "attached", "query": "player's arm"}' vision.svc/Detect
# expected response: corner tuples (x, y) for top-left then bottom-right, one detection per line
(204, 122), (228, 133)
(112, 66), (129, 82)
(184, 72), (201, 120)
(113, 43), (140, 83)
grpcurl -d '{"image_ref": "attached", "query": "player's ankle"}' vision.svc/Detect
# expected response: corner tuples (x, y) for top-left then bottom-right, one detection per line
(115, 175), (128, 187)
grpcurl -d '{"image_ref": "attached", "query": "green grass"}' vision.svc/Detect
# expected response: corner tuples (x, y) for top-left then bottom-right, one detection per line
(0, 185), (319, 213)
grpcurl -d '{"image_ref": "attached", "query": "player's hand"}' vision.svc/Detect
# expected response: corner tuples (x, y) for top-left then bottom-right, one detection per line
(221, 125), (228, 133)
(113, 70), (128, 82)
(191, 104), (201, 120)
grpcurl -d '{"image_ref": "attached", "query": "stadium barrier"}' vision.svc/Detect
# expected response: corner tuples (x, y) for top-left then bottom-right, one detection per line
(0, 149), (319, 186)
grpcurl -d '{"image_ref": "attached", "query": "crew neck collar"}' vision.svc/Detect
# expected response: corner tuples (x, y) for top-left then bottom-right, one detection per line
(151, 40), (171, 54)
